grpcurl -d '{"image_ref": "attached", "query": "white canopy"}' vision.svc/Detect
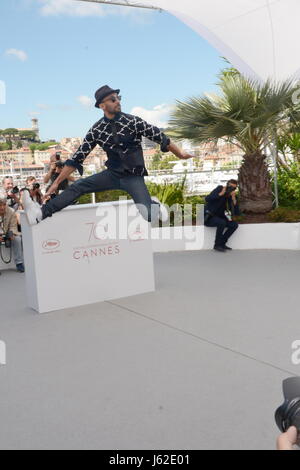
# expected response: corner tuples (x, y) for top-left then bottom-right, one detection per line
(119, 0), (300, 83)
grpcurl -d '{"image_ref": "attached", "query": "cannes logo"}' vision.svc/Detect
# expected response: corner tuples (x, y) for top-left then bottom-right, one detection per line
(129, 224), (146, 241)
(0, 341), (6, 365)
(42, 239), (60, 250)
(0, 81), (5, 105)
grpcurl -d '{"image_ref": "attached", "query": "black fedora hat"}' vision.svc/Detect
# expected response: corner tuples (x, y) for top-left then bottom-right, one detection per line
(94, 85), (120, 108)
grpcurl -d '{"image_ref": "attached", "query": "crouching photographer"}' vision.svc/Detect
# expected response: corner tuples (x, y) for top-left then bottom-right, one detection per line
(204, 179), (240, 252)
(0, 194), (25, 273)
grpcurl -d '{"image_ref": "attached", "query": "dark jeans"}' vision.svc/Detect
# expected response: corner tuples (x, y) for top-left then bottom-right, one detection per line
(205, 215), (238, 247)
(42, 168), (160, 223)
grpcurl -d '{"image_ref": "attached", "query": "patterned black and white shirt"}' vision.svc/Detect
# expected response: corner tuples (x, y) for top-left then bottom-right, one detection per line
(65, 112), (170, 177)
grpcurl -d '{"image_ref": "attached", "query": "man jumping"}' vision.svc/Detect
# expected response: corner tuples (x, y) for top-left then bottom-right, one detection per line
(23, 85), (193, 225)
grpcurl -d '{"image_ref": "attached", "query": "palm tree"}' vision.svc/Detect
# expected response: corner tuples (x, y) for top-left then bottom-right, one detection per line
(169, 75), (299, 213)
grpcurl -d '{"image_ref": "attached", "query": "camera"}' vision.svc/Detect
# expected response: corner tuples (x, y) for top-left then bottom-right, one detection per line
(275, 377), (300, 441)
(32, 183), (40, 190)
(55, 161), (64, 169)
(225, 183), (236, 196)
(0, 230), (13, 249)
(7, 186), (19, 198)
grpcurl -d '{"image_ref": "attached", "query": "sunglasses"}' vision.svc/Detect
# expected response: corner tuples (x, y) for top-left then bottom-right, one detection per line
(102, 95), (122, 104)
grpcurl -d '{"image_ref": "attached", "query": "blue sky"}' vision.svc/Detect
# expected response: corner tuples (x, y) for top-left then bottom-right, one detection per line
(0, 0), (224, 141)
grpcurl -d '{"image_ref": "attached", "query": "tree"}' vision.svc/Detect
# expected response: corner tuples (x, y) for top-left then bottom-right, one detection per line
(169, 75), (299, 213)
(19, 130), (37, 141)
(0, 142), (11, 151)
(3, 128), (19, 138)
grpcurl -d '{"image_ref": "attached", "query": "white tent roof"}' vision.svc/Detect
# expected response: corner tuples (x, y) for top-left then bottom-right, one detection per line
(119, 0), (300, 83)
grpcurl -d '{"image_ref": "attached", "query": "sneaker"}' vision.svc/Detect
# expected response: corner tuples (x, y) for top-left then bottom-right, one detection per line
(214, 245), (227, 253)
(223, 245), (233, 250)
(22, 190), (43, 226)
(16, 263), (25, 273)
(151, 196), (169, 222)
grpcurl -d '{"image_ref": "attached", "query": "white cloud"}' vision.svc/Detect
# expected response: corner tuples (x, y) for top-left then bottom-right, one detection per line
(39, 0), (107, 17)
(37, 103), (50, 110)
(130, 103), (174, 128)
(5, 49), (28, 61)
(77, 95), (93, 107)
(37, 0), (152, 20)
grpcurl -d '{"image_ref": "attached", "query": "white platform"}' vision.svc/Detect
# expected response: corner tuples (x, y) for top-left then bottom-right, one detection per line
(151, 223), (300, 252)
(20, 201), (155, 313)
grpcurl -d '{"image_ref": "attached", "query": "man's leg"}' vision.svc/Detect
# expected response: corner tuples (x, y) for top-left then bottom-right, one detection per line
(12, 235), (24, 270)
(119, 175), (160, 223)
(42, 170), (121, 219)
(205, 216), (227, 248)
(222, 220), (239, 245)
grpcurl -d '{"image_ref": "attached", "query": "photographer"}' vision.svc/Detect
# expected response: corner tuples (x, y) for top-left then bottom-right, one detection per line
(2, 176), (22, 212)
(0, 194), (24, 273)
(25, 176), (43, 207)
(44, 154), (75, 197)
(204, 179), (240, 252)
(2, 176), (23, 231)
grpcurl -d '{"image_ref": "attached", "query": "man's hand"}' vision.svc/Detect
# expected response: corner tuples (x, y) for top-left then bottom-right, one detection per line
(43, 181), (59, 202)
(277, 426), (298, 450)
(0, 236), (3, 243)
(167, 142), (194, 160)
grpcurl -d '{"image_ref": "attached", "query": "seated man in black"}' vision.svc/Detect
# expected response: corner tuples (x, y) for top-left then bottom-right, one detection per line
(204, 179), (240, 252)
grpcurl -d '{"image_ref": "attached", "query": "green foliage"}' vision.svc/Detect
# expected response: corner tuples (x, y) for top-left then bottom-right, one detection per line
(30, 142), (59, 153)
(277, 133), (300, 162)
(0, 142), (11, 151)
(146, 176), (187, 206)
(2, 128), (19, 136)
(273, 163), (300, 209)
(95, 189), (129, 203)
(267, 207), (300, 222)
(77, 189), (129, 205)
(19, 130), (36, 141)
(169, 75), (297, 156)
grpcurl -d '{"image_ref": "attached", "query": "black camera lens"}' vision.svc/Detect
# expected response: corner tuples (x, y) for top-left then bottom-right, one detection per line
(275, 377), (300, 434)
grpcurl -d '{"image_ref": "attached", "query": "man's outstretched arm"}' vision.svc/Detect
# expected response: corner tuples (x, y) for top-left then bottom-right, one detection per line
(167, 141), (194, 160)
(135, 116), (194, 160)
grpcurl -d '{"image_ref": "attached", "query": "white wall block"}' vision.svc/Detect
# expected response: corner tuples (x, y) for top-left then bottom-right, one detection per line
(20, 201), (155, 313)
